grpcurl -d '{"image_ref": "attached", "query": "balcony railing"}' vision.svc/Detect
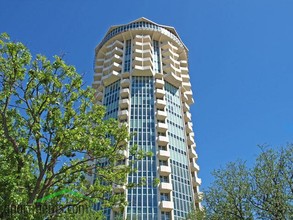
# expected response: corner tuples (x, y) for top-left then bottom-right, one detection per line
(160, 201), (174, 211)
(164, 72), (182, 87)
(119, 99), (130, 109)
(190, 158), (200, 172)
(156, 110), (167, 120)
(118, 110), (129, 120)
(184, 111), (192, 122)
(159, 165), (171, 175)
(102, 70), (120, 86)
(155, 99), (166, 110)
(157, 135), (168, 146)
(120, 88), (130, 98)
(155, 88), (165, 99)
(156, 122), (168, 133)
(159, 182), (172, 193)
(192, 176), (202, 187)
(121, 79), (130, 88)
(155, 78), (165, 88)
(157, 150), (170, 160)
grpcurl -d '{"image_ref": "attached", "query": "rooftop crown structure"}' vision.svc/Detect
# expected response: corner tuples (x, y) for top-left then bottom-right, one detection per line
(92, 17), (201, 220)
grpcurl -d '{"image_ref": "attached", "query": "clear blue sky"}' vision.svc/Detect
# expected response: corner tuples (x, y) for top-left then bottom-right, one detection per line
(1, 0), (293, 189)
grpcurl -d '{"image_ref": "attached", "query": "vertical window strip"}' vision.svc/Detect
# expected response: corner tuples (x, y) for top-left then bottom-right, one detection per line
(165, 82), (193, 219)
(103, 80), (120, 120)
(153, 40), (161, 73)
(95, 80), (121, 220)
(127, 76), (158, 220)
(124, 39), (132, 72)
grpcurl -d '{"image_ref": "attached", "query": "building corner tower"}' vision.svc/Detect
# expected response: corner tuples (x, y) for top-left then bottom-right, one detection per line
(92, 17), (202, 220)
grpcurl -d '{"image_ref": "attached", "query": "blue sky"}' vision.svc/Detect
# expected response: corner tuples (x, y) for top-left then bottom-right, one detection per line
(1, 0), (293, 189)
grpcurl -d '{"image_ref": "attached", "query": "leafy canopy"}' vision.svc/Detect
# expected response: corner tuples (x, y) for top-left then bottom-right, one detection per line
(0, 33), (136, 219)
(202, 144), (293, 220)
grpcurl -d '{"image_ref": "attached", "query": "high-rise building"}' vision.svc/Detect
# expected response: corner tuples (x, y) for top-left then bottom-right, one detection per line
(92, 17), (201, 220)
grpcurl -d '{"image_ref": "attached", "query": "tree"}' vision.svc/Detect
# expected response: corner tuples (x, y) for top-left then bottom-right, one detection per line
(203, 144), (293, 220)
(186, 206), (205, 220)
(0, 33), (134, 219)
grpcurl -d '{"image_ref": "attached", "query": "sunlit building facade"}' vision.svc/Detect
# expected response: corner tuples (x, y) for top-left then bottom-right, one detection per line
(92, 17), (201, 220)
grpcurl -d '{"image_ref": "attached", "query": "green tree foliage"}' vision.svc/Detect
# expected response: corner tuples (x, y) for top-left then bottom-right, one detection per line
(203, 144), (293, 220)
(0, 33), (135, 219)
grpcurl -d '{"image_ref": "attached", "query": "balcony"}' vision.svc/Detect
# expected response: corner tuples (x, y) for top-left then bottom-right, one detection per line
(103, 62), (122, 74)
(134, 41), (152, 50)
(120, 88), (130, 98)
(133, 48), (152, 58)
(95, 92), (103, 102)
(161, 41), (178, 51)
(182, 93), (188, 102)
(156, 110), (167, 120)
(182, 102), (190, 112)
(157, 135), (168, 146)
(194, 192), (203, 203)
(185, 90), (194, 105)
(159, 182), (172, 193)
(106, 40), (123, 49)
(160, 201), (174, 211)
(121, 71), (130, 78)
(132, 56), (152, 66)
(187, 134), (195, 145)
(102, 70), (120, 86)
(163, 63), (181, 74)
(157, 150), (170, 160)
(180, 60), (188, 67)
(155, 88), (165, 99)
(162, 55), (180, 65)
(104, 54), (122, 64)
(94, 65), (103, 72)
(113, 184), (126, 193)
(134, 34), (151, 43)
(105, 47), (123, 57)
(155, 72), (164, 79)
(92, 81), (101, 89)
(97, 85), (103, 92)
(189, 147), (198, 159)
(155, 99), (166, 110)
(185, 122), (193, 134)
(118, 110), (129, 120)
(94, 73), (103, 81)
(119, 99), (129, 109)
(190, 158), (200, 172)
(132, 65), (153, 76)
(121, 79), (130, 88)
(159, 165), (171, 175)
(164, 72), (182, 87)
(156, 122), (168, 133)
(155, 78), (164, 88)
(181, 66), (189, 74)
(192, 176), (202, 187)
(184, 111), (192, 122)
(162, 48), (179, 59)
(95, 58), (104, 66)
(182, 81), (191, 89)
